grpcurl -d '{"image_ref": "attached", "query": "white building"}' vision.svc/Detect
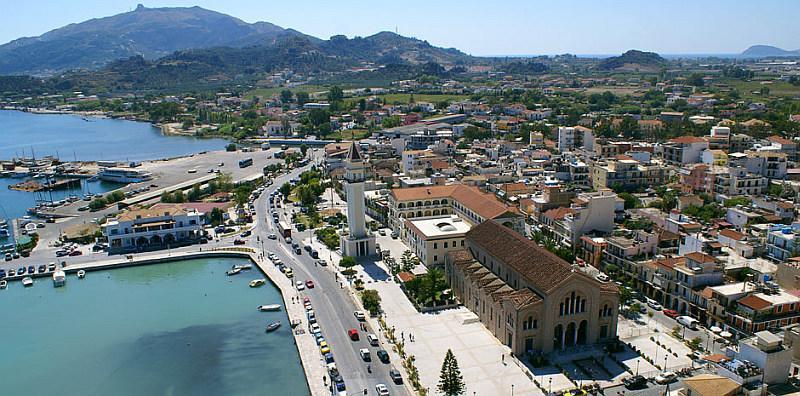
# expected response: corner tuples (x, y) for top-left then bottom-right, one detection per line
(104, 204), (203, 254)
(557, 126), (576, 152)
(403, 215), (470, 267)
(340, 142), (376, 257)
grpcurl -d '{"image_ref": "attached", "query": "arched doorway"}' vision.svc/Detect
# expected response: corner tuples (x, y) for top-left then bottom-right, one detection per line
(565, 322), (577, 347)
(136, 237), (149, 246)
(164, 233), (176, 244)
(150, 235), (163, 245)
(553, 324), (563, 350)
(577, 320), (588, 345)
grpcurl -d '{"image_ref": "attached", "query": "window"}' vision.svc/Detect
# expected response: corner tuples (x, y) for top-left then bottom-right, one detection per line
(433, 243), (438, 249)
(461, 240), (465, 247)
(433, 255), (438, 262)
(444, 242), (448, 248)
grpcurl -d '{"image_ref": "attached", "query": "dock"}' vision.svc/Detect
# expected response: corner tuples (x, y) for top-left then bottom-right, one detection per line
(8, 178), (81, 192)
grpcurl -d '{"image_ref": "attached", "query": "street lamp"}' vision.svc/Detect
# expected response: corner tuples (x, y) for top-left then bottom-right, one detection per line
(664, 355), (668, 372)
(511, 384), (514, 396)
(636, 358), (640, 376)
(549, 378), (552, 395)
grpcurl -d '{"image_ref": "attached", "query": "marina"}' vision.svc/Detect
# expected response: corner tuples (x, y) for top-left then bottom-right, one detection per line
(0, 255), (309, 396)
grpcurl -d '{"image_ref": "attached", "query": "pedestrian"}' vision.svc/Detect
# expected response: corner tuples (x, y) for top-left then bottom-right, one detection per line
(502, 353), (505, 364)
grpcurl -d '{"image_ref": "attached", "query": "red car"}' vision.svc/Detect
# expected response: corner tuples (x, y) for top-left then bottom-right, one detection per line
(348, 328), (360, 341)
(303, 296), (310, 304)
(663, 309), (679, 319)
(305, 280), (315, 289)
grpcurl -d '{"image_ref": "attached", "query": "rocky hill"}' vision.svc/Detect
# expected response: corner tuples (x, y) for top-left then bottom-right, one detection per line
(595, 50), (667, 72)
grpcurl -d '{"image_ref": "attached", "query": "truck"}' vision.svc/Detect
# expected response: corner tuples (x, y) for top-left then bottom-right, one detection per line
(277, 221), (292, 239)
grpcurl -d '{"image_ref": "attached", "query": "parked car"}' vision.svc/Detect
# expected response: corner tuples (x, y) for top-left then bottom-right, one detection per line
(305, 280), (315, 289)
(623, 375), (647, 389)
(354, 311), (366, 321)
(377, 349), (390, 364)
(367, 334), (379, 346)
(655, 371), (677, 384)
(233, 239), (246, 245)
(375, 384), (389, 396)
(389, 370), (403, 384)
(317, 260), (328, 267)
(646, 299), (663, 311)
(677, 315), (699, 330)
(663, 309), (679, 319)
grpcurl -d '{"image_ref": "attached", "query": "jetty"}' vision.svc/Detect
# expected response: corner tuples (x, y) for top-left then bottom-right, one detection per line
(8, 178), (81, 192)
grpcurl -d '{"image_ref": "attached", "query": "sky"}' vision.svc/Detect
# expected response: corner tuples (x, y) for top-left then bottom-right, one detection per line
(2, 0), (799, 56)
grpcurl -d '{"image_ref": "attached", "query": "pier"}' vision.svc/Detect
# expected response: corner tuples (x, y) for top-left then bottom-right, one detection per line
(8, 178), (81, 192)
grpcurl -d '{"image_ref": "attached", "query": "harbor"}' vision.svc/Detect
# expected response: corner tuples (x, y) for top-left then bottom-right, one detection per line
(0, 250), (315, 396)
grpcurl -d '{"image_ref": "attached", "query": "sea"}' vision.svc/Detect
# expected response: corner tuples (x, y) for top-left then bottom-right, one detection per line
(0, 257), (309, 396)
(0, 110), (230, 221)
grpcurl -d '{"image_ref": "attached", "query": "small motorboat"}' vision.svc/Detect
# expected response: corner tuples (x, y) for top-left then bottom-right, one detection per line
(265, 321), (281, 333)
(226, 268), (242, 276)
(52, 270), (66, 287)
(233, 264), (253, 271)
(249, 279), (266, 288)
(77, 270), (86, 279)
(22, 277), (33, 287)
(258, 304), (281, 312)
(0, 280), (7, 289)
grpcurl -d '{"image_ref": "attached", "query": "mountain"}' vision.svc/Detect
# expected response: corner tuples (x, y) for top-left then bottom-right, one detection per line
(320, 32), (471, 65)
(0, 4), (312, 75)
(596, 50), (667, 72)
(741, 45), (800, 58)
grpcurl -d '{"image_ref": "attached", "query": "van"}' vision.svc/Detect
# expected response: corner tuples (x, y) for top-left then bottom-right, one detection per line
(677, 316), (698, 330)
(367, 334), (379, 346)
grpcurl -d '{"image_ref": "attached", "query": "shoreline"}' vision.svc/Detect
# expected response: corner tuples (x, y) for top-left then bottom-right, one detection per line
(4, 247), (327, 396)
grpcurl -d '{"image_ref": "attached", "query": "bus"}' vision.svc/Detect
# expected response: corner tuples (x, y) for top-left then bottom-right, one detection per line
(238, 158), (253, 168)
(277, 221), (292, 239)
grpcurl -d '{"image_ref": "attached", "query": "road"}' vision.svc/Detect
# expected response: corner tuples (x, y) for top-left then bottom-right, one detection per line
(637, 304), (728, 356)
(251, 150), (409, 396)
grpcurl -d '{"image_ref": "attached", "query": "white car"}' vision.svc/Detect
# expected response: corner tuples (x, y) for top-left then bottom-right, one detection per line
(655, 371), (677, 384)
(375, 384), (390, 396)
(296, 281), (305, 290)
(359, 348), (371, 362)
(646, 299), (663, 311)
(354, 311), (366, 321)
(267, 233), (277, 240)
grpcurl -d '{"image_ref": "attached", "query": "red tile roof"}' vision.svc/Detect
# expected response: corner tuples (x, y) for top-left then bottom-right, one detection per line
(738, 295), (771, 311)
(669, 136), (707, 144)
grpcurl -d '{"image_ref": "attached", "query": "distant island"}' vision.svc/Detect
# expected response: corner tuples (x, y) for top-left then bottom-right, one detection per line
(740, 45), (800, 58)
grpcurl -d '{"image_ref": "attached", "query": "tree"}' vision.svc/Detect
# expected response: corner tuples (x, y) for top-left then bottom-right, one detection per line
(279, 182), (292, 197)
(280, 89), (293, 103)
(209, 207), (224, 226)
(226, 143), (237, 152)
(295, 91), (310, 105)
(438, 349), (466, 396)
(307, 108), (330, 127)
(340, 256), (357, 269)
(618, 192), (640, 209)
(381, 115), (401, 128)
(300, 144), (309, 157)
(327, 86), (344, 102)
(361, 289), (382, 315)
(687, 73), (705, 87)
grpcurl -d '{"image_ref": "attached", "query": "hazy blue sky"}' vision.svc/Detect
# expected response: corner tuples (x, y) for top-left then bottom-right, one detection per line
(3, 1), (799, 55)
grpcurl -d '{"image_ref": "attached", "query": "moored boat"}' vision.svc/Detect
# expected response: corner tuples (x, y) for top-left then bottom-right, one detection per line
(22, 277), (33, 287)
(249, 279), (266, 288)
(77, 270), (86, 279)
(0, 280), (7, 289)
(265, 321), (281, 332)
(226, 268), (242, 276)
(52, 270), (66, 287)
(258, 304), (281, 311)
(233, 264), (253, 271)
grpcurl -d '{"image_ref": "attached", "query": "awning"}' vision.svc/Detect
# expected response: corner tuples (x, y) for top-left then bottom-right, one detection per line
(710, 326), (722, 333)
(719, 331), (733, 338)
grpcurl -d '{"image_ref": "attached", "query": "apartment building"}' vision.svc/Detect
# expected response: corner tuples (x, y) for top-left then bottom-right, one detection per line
(660, 136), (709, 166)
(402, 215), (470, 267)
(591, 158), (668, 190)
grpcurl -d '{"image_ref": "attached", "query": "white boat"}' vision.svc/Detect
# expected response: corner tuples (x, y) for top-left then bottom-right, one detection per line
(226, 268), (242, 276)
(258, 304), (281, 312)
(22, 277), (33, 287)
(249, 279), (266, 288)
(77, 270), (86, 279)
(53, 270), (66, 287)
(97, 167), (153, 183)
(265, 321), (281, 332)
(233, 264), (253, 271)
(0, 280), (7, 289)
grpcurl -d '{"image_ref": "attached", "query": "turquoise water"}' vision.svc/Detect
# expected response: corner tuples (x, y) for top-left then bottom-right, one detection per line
(0, 257), (310, 396)
(0, 110), (229, 162)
